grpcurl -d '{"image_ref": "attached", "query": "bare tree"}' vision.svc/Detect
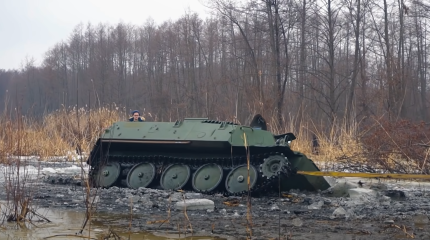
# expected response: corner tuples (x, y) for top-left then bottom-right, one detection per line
(5, 1), (430, 129)
(344, 0), (363, 127)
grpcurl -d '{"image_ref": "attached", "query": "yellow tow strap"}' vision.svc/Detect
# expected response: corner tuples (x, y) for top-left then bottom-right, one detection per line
(296, 171), (430, 180)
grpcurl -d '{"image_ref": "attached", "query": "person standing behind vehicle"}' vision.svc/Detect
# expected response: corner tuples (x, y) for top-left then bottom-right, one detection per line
(129, 110), (145, 122)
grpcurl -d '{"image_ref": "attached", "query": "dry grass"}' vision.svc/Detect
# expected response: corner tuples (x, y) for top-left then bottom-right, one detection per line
(268, 113), (430, 174)
(1, 105), (429, 174)
(268, 114), (366, 171)
(0, 103), (123, 236)
(0, 106), (125, 161)
(305, 118), (367, 171)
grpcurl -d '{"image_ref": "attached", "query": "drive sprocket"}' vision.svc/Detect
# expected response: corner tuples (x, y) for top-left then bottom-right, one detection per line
(260, 154), (288, 179)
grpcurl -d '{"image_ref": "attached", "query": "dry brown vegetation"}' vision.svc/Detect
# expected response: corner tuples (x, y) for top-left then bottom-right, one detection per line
(269, 114), (430, 174)
(288, 117), (430, 174)
(0, 106), (115, 236)
(0, 106), (124, 161)
(0, 106), (429, 239)
(1, 107), (430, 174)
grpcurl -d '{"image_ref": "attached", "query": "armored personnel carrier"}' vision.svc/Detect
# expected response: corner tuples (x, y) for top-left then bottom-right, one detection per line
(87, 115), (330, 195)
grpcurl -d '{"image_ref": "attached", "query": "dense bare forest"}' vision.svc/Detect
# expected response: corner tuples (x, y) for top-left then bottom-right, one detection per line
(1, 0), (429, 129)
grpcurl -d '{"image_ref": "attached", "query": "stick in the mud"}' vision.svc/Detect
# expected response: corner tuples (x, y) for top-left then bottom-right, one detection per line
(29, 208), (52, 223)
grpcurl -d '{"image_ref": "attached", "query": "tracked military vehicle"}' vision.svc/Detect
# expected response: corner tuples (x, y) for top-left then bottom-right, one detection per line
(87, 115), (330, 195)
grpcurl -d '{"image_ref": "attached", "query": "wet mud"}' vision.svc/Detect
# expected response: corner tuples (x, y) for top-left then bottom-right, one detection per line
(1, 161), (430, 239)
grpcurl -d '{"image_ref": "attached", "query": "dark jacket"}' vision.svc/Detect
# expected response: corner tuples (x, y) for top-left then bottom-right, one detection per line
(129, 116), (145, 122)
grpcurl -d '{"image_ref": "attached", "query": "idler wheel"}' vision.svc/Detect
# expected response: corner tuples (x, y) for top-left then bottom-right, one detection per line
(192, 163), (223, 192)
(126, 162), (156, 189)
(260, 155), (286, 179)
(95, 162), (121, 188)
(225, 164), (258, 194)
(160, 164), (190, 190)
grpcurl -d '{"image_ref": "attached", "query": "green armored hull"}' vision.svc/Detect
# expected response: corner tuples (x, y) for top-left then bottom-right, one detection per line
(87, 117), (330, 195)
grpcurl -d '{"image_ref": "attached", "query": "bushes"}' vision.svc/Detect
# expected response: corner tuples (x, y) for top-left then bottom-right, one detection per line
(361, 119), (430, 174)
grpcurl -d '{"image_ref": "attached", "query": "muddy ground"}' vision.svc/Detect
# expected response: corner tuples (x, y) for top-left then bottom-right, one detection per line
(1, 161), (430, 240)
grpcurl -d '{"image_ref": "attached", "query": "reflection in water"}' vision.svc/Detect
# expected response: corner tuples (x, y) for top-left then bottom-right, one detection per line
(1, 208), (94, 239)
(0, 208), (221, 240)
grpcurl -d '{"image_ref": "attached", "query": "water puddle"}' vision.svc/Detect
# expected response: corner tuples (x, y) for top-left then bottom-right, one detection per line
(0, 207), (222, 240)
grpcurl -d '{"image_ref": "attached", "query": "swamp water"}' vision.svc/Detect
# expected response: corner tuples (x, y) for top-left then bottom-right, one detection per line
(1, 208), (221, 240)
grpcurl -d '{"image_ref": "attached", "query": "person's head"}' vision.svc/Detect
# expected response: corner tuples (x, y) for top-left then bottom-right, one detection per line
(131, 110), (140, 121)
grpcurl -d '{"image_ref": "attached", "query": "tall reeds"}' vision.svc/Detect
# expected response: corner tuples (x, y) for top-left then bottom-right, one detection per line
(0, 103), (44, 226)
(267, 113), (430, 174)
(0, 104), (124, 231)
(1, 105), (428, 175)
(0, 105), (125, 161)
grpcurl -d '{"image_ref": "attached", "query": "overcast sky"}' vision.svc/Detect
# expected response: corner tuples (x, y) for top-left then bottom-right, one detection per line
(0, 0), (210, 70)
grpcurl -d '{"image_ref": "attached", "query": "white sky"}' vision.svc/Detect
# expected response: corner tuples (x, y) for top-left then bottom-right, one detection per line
(0, 0), (210, 70)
